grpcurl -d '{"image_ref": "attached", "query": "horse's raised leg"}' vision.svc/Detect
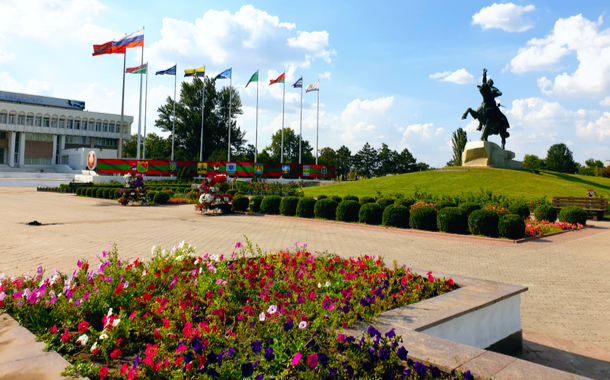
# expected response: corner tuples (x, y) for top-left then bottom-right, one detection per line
(461, 108), (472, 120)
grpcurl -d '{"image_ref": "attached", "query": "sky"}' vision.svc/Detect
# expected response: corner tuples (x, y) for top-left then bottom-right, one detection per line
(0, 0), (609, 167)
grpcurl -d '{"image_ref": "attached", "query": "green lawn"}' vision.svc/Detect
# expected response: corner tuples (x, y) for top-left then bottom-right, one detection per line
(304, 168), (610, 201)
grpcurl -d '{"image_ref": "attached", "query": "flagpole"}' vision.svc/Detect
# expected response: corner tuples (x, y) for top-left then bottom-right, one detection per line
(143, 66), (148, 159)
(299, 77), (303, 164)
(136, 27), (144, 159)
(255, 69), (259, 163)
(171, 63), (176, 162)
(228, 68), (232, 162)
(281, 71), (285, 164)
(200, 74), (205, 162)
(316, 83), (319, 165)
(119, 52), (126, 159)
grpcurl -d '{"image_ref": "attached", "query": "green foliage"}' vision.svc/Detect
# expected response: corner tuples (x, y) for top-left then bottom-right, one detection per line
(343, 195), (359, 202)
(153, 191), (170, 204)
(382, 205), (410, 228)
(260, 195), (282, 214)
(376, 197), (395, 209)
(75, 188), (83, 196)
(95, 188), (104, 198)
(262, 127), (315, 164)
(185, 190), (199, 200)
(545, 143), (579, 174)
(249, 195), (264, 212)
(227, 189), (238, 196)
(523, 154), (546, 171)
(147, 191), (157, 202)
(435, 200), (456, 209)
(232, 195), (250, 212)
(359, 196), (375, 205)
(558, 206), (588, 226)
(508, 203), (531, 220)
(329, 195), (343, 204)
(102, 188), (111, 199)
(458, 202), (481, 216)
(437, 207), (468, 234)
(409, 206), (438, 231)
(314, 199), (338, 220)
(335, 200), (361, 223)
(468, 209), (499, 237)
(534, 205), (557, 222)
(279, 196), (300, 216)
(296, 197), (317, 218)
(447, 128), (467, 167)
(359, 203), (385, 225)
(395, 198), (415, 208)
(498, 215), (526, 240)
(316, 195), (327, 200)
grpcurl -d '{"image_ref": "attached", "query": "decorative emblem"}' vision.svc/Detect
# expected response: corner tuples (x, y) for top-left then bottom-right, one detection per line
(282, 164), (290, 175)
(254, 164), (264, 175)
(137, 161), (148, 173)
(168, 162), (178, 172)
(197, 162), (207, 175)
(321, 166), (327, 177)
(226, 163), (236, 174)
(86, 151), (97, 170)
(302, 165), (310, 176)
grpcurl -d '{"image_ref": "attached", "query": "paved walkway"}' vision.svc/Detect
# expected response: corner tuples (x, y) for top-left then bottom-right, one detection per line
(1, 188), (609, 379)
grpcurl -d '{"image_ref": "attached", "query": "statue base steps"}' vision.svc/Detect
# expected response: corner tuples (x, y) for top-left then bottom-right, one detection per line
(462, 141), (523, 170)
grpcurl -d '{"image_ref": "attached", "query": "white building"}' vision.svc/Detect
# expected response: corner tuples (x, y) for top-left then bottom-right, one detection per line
(0, 91), (133, 169)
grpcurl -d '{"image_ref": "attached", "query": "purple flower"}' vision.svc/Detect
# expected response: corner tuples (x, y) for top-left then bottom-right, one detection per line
(264, 347), (275, 361)
(228, 347), (236, 357)
(255, 374), (264, 380)
(241, 362), (254, 377)
(207, 368), (219, 377)
(367, 326), (380, 338)
(328, 367), (338, 376)
(430, 366), (441, 378)
(385, 328), (396, 338)
(463, 370), (475, 380)
(362, 361), (373, 372)
(37, 266), (43, 275)
(133, 355), (140, 368)
(397, 346), (408, 360)
(283, 319), (293, 332)
(378, 348), (390, 361)
(207, 352), (218, 364)
(414, 362), (427, 377)
(251, 340), (262, 353)
(344, 365), (354, 378)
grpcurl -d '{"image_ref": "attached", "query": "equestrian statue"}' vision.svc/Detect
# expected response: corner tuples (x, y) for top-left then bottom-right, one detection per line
(462, 69), (510, 149)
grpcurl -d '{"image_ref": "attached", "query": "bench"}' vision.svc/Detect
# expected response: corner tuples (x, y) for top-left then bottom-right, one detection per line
(552, 197), (607, 221)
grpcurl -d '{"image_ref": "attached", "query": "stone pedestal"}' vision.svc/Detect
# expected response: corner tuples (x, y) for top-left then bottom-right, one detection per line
(462, 141), (523, 169)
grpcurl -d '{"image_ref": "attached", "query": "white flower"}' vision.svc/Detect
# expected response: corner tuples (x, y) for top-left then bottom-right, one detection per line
(141, 270), (147, 277)
(299, 321), (308, 329)
(151, 245), (156, 255)
(76, 334), (89, 345)
(325, 281), (331, 287)
(194, 259), (200, 265)
(107, 308), (113, 317)
(99, 332), (108, 340)
(176, 256), (183, 262)
(178, 241), (185, 249)
(259, 312), (266, 322)
(267, 305), (278, 314)
(317, 283), (322, 288)
(112, 318), (121, 327)
(90, 341), (98, 352)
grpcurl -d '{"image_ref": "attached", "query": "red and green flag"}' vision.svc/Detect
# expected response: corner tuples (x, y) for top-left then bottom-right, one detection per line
(92, 41), (125, 56)
(126, 63), (148, 74)
(270, 72), (285, 85)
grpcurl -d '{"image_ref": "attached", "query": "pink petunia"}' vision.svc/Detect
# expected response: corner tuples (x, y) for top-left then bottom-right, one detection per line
(306, 353), (318, 369)
(291, 351), (302, 366)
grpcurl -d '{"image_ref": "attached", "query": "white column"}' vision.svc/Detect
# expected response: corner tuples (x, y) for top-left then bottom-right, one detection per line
(52, 134), (57, 166)
(59, 135), (65, 150)
(7, 131), (15, 168)
(18, 132), (25, 167)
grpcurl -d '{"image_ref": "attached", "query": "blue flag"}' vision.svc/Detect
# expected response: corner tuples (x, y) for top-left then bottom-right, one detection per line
(215, 68), (231, 80)
(292, 77), (303, 88)
(156, 65), (176, 76)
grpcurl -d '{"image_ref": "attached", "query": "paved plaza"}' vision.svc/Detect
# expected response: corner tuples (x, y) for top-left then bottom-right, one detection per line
(1, 188), (609, 379)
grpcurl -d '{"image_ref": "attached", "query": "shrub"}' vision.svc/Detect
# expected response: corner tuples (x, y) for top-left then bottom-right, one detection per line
(113, 189), (121, 200)
(103, 188), (111, 199)
(395, 198), (415, 208)
(249, 196), (264, 213)
(232, 195), (250, 212)
(96, 188), (105, 198)
(359, 203), (385, 225)
(410, 202), (438, 212)
(185, 190), (199, 200)
(359, 196), (375, 205)
(164, 189), (175, 196)
(279, 196), (300, 216)
(508, 204), (531, 220)
(314, 199), (338, 220)
(468, 209), (499, 237)
(86, 188), (94, 197)
(458, 202), (481, 217)
(296, 198), (317, 218)
(75, 188), (82, 196)
(260, 195), (282, 214)
(558, 206), (587, 226)
(227, 189), (238, 196)
(409, 207), (438, 231)
(154, 191), (170, 205)
(343, 195), (359, 203)
(147, 191), (157, 202)
(534, 205), (557, 222)
(235, 191), (244, 197)
(437, 207), (468, 234)
(316, 195), (327, 200)
(329, 195), (343, 204)
(485, 205), (510, 217)
(435, 200), (457, 210)
(376, 197), (395, 209)
(382, 205), (410, 228)
(336, 201), (361, 223)
(498, 215), (526, 240)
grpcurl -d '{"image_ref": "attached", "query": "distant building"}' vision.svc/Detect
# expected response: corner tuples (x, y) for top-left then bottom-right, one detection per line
(0, 90), (133, 169)
(604, 160), (610, 168)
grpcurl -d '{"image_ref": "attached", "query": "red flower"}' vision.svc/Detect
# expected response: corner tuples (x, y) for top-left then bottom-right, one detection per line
(110, 348), (122, 359)
(114, 284), (123, 296)
(99, 367), (108, 379)
(77, 321), (88, 333)
(447, 279), (454, 286)
(61, 329), (70, 342)
(50, 325), (57, 334)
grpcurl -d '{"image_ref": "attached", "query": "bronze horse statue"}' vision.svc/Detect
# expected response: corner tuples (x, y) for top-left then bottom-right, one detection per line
(462, 69), (510, 149)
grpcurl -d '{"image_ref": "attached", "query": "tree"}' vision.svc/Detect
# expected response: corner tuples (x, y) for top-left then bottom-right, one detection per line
(545, 144), (578, 173)
(318, 147), (337, 166)
(395, 148), (418, 173)
(416, 162), (430, 171)
(263, 127), (314, 164)
(122, 133), (171, 160)
(579, 158), (605, 176)
(523, 154), (546, 171)
(353, 143), (378, 178)
(155, 77), (245, 161)
(447, 128), (467, 167)
(335, 146), (352, 180)
(376, 143), (397, 176)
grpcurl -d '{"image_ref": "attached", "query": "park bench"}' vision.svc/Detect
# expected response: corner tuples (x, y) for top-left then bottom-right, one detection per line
(552, 197), (607, 221)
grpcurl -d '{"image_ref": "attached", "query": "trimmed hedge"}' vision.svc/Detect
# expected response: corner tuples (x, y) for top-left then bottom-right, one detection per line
(232, 195), (250, 212)
(376, 197), (395, 209)
(103, 188), (111, 199)
(558, 206), (587, 226)
(279, 196), (300, 216)
(534, 205), (557, 222)
(437, 207), (468, 234)
(336, 201), (361, 223)
(75, 188), (83, 196)
(458, 202), (481, 217)
(382, 205), (410, 228)
(86, 188), (94, 197)
(96, 188), (105, 198)
(147, 191), (157, 202)
(260, 195), (282, 214)
(435, 200), (457, 210)
(395, 199), (415, 208)
(468, 209), (499, 237)
(358, 203), (385, 225)
(227, 189), (238, 196)
(154, 191), (170, 205)
(329, 196), (343, 204)
(343, 195), (359, 203)
(316, 195), (327, 200)
(249, 196), (264, 213)
(359, 196), (375, 205)
(508, 204), (531, 220)
(409, 206), (438, 231)
(314, 199), (338, 220)
(498, 214), (526, 240)
(296, 198), (317, 218)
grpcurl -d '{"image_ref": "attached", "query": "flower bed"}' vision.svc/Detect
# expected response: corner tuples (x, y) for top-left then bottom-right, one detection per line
(195, 175), (234, 214)
(0, 241), (472, 380)
(236, 180), (317, 197)
(525, 220), (583, 237)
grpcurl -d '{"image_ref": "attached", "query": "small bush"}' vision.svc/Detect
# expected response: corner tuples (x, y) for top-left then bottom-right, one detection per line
(376, 197), (395, 209)
(96, 188), (105, 198)
(249, 196), (265, 212)
(86, 188), (94, 197)
(409, 207), (438, 231)
(359, 196), (375, 205)
(186, 190), (199, 200)
(558, 206), (587, 226)
(508, 204), (531, 220)
(468, 209), (499, 237)
(280, 196), (300, 216)
(534, 205), (557, 222)
(314, 199), (338, 220)
(382, 205), (410, 228)
(329, 195), (343, 204)
(147, 191), (157, 202)
(343, 195), (359, 203)
(103, 188), (111, 199)
(435, 200), (457, 210)
(154, 191), (170, 205)
(458, 202), (481, 217)
(113, 189), (120, 200)
(227, 189), (238, 196)
(336, 201), (361, 223)
(498, 215), (526, 240)
(359, 203), (385, 225)
(395, 199), (415, 208)
(437, 207), (468, 234)
(316, 195), (327, 200)
(485, 205), (510, 217)
(296, 198), (317, 218)
(232, 195), (250, 212)
(164, 189), (175, 196)
(260, 195), (282, 214)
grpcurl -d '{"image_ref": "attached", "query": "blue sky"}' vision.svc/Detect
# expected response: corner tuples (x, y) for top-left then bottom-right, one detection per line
(1, 0), (609, 167)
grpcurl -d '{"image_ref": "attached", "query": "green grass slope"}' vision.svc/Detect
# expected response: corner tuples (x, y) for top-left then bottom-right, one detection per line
(304, 168), (610, 201)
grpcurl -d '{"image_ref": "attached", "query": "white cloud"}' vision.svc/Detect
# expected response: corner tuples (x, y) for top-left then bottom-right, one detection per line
(337, 97), (394, 145)
(463, 119), (479, 133)
(577, 112), (610, 140)
(472, 3), (535, 32)
(439, 69), (475, 84)
(319, 72), (331, 79)
(600, 97), (610, 106)
(0, 36), (15, 63)
(0, 72), (51, 94)
(402, 123), (435, 139)
(287, 31), (335, 63)
(429, 71), (451, 79)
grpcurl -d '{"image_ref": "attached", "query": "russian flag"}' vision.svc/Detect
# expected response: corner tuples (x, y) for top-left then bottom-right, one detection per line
(113, 29), (144, 49)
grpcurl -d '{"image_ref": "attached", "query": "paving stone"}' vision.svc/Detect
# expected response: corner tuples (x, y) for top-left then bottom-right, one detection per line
(455, 351), (518, 379)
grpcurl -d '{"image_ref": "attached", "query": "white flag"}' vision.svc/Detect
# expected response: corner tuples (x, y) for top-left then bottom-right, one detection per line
(305, 80), (319, 93)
